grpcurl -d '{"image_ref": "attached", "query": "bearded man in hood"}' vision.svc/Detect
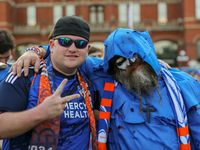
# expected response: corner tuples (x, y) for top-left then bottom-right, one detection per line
(95, 29), (200, 150)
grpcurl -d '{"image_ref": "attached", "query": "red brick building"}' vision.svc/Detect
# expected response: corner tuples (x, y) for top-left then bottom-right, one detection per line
(0, 0), (200, 67)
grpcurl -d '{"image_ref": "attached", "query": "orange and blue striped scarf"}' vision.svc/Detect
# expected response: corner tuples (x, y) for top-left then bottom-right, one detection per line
(29, 59), (98, 150)
(98, 77), (115, 150)
(98, 66), (191, 150)
(161, 66), (191, 150)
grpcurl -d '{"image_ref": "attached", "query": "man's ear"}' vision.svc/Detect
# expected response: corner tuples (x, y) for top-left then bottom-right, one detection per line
(49, 40), (54, 53)
(87, 44), (91, 53)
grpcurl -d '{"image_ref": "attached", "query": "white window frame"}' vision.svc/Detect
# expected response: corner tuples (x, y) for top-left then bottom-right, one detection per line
(53, 5), (62, 25)
(97, 6), (104, 24)
(90, 6), (96, 24)
(118, 3), (127, 23)
(132, 3), (141, 23)
(158, 2), (167, 23)
(195, 0), (200, 19)
(66, 4), (75, 16)
(27, 6), (36, 26)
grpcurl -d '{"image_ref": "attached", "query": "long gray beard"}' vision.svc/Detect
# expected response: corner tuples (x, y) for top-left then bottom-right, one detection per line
(116, 63), (158, 96)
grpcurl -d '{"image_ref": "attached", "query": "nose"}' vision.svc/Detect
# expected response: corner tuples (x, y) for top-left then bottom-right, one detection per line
(128, 58), (135, 65)
(68, 42), (77, 52)
(128, 54), (138, 65)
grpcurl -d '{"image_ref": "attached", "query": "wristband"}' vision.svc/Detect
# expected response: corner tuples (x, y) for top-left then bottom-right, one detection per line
(25, 46), (41, 58)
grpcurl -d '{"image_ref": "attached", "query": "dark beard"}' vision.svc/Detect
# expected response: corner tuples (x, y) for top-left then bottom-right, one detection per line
(108, 56), (162, 112)
(114, 62), (158, 96)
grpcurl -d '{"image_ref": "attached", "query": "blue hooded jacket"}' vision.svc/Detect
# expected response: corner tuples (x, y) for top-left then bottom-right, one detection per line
(81, 28), (200, 150)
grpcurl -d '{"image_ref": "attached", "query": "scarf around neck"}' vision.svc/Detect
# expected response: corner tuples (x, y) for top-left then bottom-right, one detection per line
(29, 58), (97, 150)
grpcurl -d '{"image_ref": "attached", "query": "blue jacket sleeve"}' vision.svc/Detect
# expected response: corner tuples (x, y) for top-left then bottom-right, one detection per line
(80, 57), (108, 103)
(170, 68), (200, 111)
(170, 68), (200, 149)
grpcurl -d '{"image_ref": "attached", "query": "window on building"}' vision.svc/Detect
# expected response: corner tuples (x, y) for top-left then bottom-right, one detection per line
(66, 5), (75, 16)
(90, 6), (96, 24)
(128, 2), (140, 29)
(132, 3), (140, 23)
(197, 39), (200, 60)
(118, 3), (127, 24)
(90, 6), (104, 24)
(53, 5), (62, 24)
(27, 6), (36, 26)
(158, 2), (167, 24)
(195, 0), (200, 19)
(97, 6), (104, 24)
(154, 40), (178, 67)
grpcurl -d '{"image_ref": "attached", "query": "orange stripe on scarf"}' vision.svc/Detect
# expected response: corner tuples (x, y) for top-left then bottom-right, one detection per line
(99, 112), (111, 119)
(98, 142), (107, 150)
(177, 126), (189, 137)
(104, 82), (115, 91)
(101, 98), (112, 107)
(179, 143), (191, 150)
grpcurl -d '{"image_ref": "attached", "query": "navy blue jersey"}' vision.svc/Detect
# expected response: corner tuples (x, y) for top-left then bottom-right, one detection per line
(0, 60), (95, 150)
(0, 65), (10, 82)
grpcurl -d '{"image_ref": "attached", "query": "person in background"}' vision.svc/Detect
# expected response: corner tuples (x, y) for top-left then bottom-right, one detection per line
(0, 29), (15, 82)
(193, 70), (200, 82)
(182, 70), (200, 82)
(88, 46), (103, 58)
(0, 29), (15, 149)
(0, 16), (98, 150)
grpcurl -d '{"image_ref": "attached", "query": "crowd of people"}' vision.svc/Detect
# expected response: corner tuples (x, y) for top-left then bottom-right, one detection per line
(0, 15), (200, 150)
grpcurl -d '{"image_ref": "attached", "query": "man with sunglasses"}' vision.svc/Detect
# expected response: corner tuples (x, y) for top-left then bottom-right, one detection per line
(0, 16), (98, 150)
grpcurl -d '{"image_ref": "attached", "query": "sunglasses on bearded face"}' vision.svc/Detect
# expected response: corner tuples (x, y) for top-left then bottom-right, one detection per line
(116, 54), (139, 70)
(53, 37), (88, 49)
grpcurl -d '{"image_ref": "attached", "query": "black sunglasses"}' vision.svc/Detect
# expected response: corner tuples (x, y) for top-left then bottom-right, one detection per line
(53, 37), (88, 49)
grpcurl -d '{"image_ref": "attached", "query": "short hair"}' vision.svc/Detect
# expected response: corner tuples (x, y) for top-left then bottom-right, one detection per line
(88, 46), (103, 55)
(0, 29), (15, 54)
(48, 28), (54, 41)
